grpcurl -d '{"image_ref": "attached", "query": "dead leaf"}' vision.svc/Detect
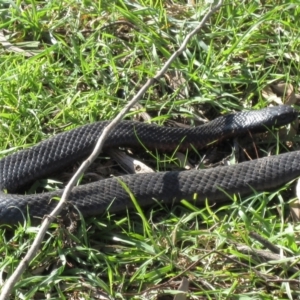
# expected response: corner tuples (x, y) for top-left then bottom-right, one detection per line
(174, 277), (189, 300)
(290, 179), (300, 222)
(284, 52), (300, 63)
(165, 70), (189, 99)
(175, 152), (192, 170)
(110, 149), (154, 174)
(261, 85), (283, 105)
(270, 82), (297, 105)
(0, 30), (36, 57)
(262, 82), (297, 106)
(130, 103), (152, 122)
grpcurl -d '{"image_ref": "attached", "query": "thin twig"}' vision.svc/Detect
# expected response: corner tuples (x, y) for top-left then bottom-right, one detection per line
(235, 245), (300, 274)
(249, 231), (281, 254)
(266, 278), (300, 284)
(122, 250), (217, 297)
(215, 251), (270, 282)
(0, 1), (223, 299)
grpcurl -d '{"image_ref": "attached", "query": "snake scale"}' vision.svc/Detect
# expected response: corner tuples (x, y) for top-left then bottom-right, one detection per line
(0, 105), (298, 225)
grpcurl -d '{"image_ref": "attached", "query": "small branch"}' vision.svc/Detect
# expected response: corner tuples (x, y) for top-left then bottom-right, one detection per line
(122, 250), (217, 297)
(266, 278), (300, 284)
(236, 245), (300, 274)
(215, 251), (270, 281)
(0, 1), (223, 299)
(249, 231), (281, 254)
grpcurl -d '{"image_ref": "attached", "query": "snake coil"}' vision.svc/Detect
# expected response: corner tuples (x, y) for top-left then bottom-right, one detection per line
(0, 105), (298, 225)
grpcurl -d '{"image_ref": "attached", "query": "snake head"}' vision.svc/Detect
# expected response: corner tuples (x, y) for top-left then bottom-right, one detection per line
(240, 105), (298, 132)
(264, 105), (298, 127)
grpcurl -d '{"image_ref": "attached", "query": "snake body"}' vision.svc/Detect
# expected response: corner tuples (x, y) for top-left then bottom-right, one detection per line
(0, 105), (298, 225)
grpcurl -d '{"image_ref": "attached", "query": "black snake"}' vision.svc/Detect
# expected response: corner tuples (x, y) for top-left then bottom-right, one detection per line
(0, 105), (298, 225)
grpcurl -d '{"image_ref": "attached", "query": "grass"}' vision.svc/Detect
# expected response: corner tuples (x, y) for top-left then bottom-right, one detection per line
(1, 0), (300, 299)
